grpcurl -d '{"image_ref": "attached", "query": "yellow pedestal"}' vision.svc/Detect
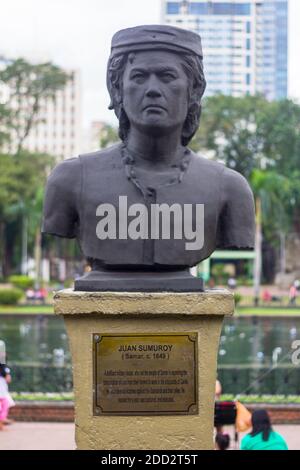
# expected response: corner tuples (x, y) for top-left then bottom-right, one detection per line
(54, 289), (234, 450)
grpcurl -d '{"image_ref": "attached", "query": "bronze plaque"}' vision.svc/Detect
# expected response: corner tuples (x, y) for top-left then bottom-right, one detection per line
(93, 333), (198, 415)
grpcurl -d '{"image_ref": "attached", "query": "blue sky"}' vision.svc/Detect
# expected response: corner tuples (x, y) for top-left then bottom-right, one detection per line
(0, 0), (298, 127)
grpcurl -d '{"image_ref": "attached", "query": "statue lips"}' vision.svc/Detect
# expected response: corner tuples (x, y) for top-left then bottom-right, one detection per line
(143, 104), (167, 114)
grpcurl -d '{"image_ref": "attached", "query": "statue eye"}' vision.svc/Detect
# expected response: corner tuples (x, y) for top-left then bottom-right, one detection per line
(161, 72), (177, 82)
(131, 72), (146, 83)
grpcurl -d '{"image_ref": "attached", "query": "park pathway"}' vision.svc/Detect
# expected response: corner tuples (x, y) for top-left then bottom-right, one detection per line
(1, 422), (299, 450)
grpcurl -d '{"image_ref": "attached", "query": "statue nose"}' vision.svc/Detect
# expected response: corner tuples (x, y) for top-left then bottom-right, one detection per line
(145, 76), (162, 98)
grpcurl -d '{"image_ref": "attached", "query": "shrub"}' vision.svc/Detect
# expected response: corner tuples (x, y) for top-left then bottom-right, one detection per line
(8, 275), (34, 290)
(211, 264), (229, 284)
(10, 392), (74, 402)
(0, 288), (23, 305)
(64, 278), (74, 288)
(221, 394), (300, 404)
(234, 292), (243, 305)
(237, 276), (253, 287)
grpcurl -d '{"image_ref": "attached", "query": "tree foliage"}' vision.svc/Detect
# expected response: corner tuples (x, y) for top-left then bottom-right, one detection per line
(0, 58), (69, 154)
(192, 94), (300, 240)
(0, 103), (12, 149)
(0, 56), (68, 276)
(250, 169), (292, 238)
(192, 95), (300, 180)
(99, 123), (119, 149)
(0, 150), (55, 275)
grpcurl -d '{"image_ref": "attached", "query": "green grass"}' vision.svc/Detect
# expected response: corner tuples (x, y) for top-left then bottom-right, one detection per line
(10, 392), (300, 404)
(0, 305), (54, 314)
(238, 295), (292, 306)
(1, 304), (300, 316)
(236, 307), (300, 316)
(221, 394), (300, 404)
(11, 392), (73, 402)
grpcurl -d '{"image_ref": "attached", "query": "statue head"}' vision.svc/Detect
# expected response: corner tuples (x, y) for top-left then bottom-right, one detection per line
(107, 25), (206, 146)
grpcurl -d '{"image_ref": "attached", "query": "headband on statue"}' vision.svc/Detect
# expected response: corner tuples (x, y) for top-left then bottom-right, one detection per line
(109, 25), (203, 60)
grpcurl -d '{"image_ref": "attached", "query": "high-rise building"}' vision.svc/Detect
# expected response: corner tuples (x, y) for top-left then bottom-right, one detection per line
(24, 69), (82, 160)
(0, 59), (82, 159)
(162, 0), (288, 100)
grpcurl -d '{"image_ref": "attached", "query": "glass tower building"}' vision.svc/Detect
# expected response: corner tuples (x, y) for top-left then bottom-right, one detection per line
(162, 0), (288, 100)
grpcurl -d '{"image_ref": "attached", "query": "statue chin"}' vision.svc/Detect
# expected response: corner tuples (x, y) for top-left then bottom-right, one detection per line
(128, 118), (178, 138)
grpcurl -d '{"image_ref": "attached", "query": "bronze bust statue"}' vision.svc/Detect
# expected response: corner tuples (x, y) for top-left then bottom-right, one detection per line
(42, 25), (255, 291)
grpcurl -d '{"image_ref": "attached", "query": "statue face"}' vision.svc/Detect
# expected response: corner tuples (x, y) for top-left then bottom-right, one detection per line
(122, 50), (189, 136)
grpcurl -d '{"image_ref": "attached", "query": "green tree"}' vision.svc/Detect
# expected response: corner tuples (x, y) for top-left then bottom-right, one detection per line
(191, 94), (300, 283)
(0, 58), (69, 154)
(191, 94), (270, 178)
(251, 170), (291, 240)
(250, 170), (291, 300)
(0, 151), (55, 277)
(0, 153), (20, 276)
(0, 57), (69, 276)
(259, 99), (300, 177)
(99, 123), (119, 149)
(288, 170), (300, 233)
(0, 103), (12, 150)
(192, 95), (300, 181)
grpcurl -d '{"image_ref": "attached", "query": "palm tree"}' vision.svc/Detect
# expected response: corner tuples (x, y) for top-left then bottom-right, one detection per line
(250, 169), (291, 304)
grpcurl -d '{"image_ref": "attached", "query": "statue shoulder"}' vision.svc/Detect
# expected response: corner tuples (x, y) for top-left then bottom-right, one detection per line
(216, 166), (255, 249)
(188, 151), (230, 185)
(221, 166), (254, 202)
(43, 156), (82, 238)
(78, 143), (122, 165)
(187, 151), (253, 200)
(47, 143), (121, 187)
(48, 156), (82, 190)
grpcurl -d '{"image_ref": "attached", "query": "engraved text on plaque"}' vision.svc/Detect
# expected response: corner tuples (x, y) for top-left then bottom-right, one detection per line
(93, 333), (198, 415)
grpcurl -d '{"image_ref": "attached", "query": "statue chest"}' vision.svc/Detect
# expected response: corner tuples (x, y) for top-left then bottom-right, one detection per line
(78, 155), (223, 266)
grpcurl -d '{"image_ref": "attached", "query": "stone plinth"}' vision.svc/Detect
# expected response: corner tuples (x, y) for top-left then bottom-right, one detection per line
(54, 289), (234, 450)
